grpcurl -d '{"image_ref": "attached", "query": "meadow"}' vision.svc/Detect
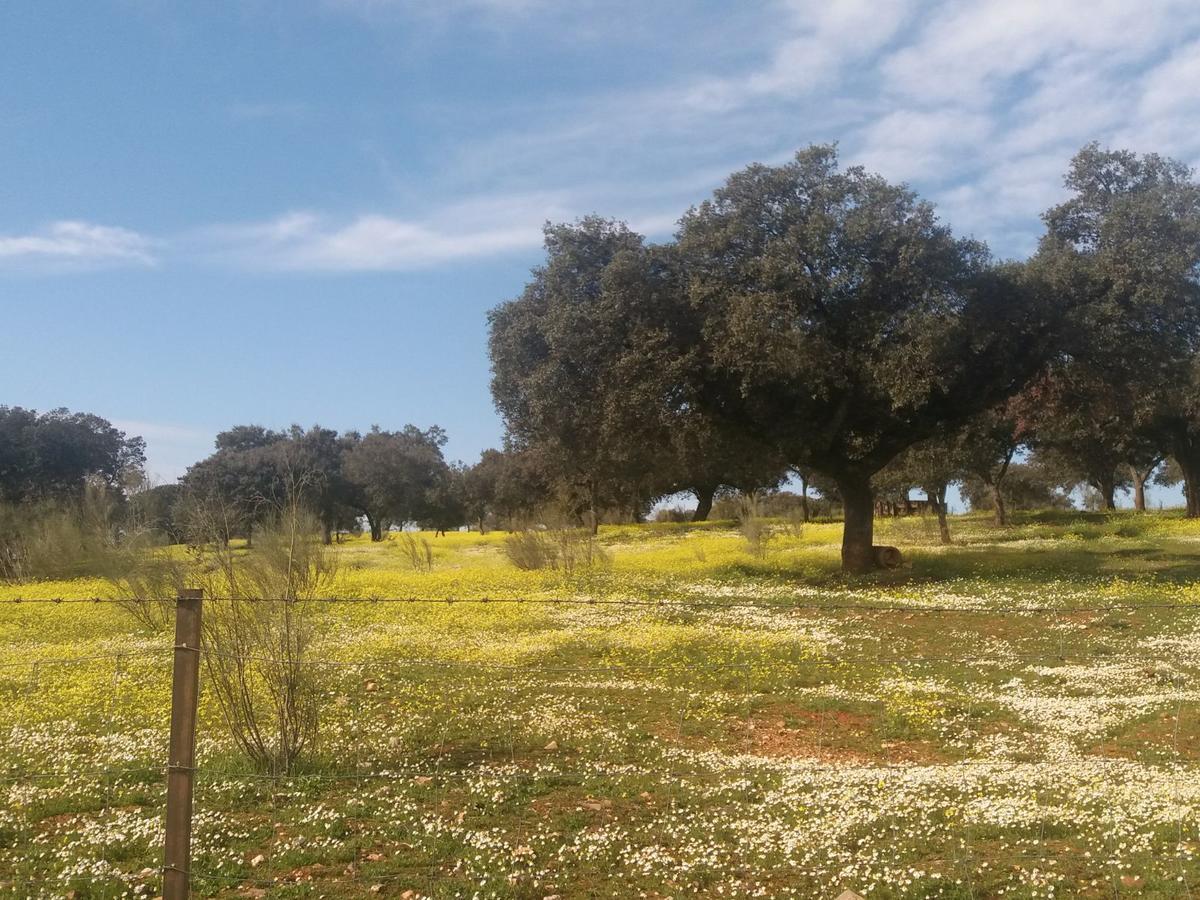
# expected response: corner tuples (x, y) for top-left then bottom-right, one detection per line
(2, 511), (1200, 898)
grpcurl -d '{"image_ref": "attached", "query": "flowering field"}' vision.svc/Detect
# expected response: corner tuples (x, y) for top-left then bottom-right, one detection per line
(3, 512), (1200, 898)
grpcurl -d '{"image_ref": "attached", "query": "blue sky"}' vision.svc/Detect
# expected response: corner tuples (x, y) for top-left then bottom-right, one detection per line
(3, 0), (1200, 498)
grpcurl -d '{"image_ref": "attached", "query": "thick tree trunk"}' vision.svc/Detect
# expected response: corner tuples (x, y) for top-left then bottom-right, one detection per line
(837, 475), (876, 574)
(991, 484), (1008, 527)
(931, 484), (951, 545)
(1098, 475), (1117, 511)
(587, 480), (599, 535)
(692, 486), (715, 522)
(1131, 459), (1160, 513)
(800, 475), (810, 522)
(1182, 457), (1200, 519)
(366, 514), (383, 542)
(1133, 476), (1147, 512)
(321, 522), (333, 545)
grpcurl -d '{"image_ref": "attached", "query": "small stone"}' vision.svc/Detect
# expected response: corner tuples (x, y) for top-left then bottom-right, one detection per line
(250, 853), (266, 868)
(835, 892), (865, 900)
(365, 680), (379, 692)
(543, 740), (558, 750)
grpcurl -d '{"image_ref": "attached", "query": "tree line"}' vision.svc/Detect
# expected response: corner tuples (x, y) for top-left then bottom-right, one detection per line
(3, 143), (1199, 575)
(486, 143), (1200, 572)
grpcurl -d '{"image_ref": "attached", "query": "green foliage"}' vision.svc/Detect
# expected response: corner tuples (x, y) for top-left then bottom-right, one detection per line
(0, 405), (145, 504)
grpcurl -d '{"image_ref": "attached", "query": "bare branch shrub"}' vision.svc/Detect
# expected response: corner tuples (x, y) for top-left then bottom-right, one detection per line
(552, 526), (609, 575)
(174, 466), (336, 774)
(503, 524), (609, 574)
(504, 529), (558, 570)
(398, 532), (434, 572)
(737, 493), (775, 558)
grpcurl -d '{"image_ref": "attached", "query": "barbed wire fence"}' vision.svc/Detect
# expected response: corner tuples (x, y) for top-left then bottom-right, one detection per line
(1, 592), (1198, 898)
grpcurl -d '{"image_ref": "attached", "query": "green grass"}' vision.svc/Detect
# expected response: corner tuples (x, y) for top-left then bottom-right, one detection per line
(2, 511), (1200, 897)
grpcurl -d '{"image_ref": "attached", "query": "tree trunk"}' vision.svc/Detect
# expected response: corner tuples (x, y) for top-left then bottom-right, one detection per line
(931, 484), (951, 545)
(991, 484), (1008, 527)
(800, 475), (810, 522)
(587, 480), (599, 535)
(692, 486), (715, 522)
(1131, 458), (1160, 513)
(1182, 456), (1200, 519)
(837, 475), (876, 574)
(321, 522), (333, 545)
(366, 513), (383, 542)
(1098, 475), (1117, 511)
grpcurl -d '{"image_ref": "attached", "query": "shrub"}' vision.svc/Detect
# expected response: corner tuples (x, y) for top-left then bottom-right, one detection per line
(736, 494), (774, 558)
(653, 506), (692, 523)
(504, 526), (610, 574)
(504, 529), (558, 570)
(398, 532), (434, 572)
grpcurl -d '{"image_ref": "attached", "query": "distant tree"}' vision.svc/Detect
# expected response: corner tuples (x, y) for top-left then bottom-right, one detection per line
(884, 440), (963, 544)
(1146, 360), (1200, 517)
(181, 430), (287, 545)
(285, 425), (355, 543)
(665, 413), (790, 521)
(1014, 367), (1155, 510)
(128, 483), (186, 544)
(0, 406), (145, 503)
(962, 461), (1073, 514)
(342, 426), (449, 540)
(490, 447), (554, 529)
(955, 407), (1025, 527)
(460, 450), (501, 533)
(678, 146), (1051, 571)
(489, 219), (674, 531)
(422, 462), (468, 536)
(1037, 144), (1200, 515)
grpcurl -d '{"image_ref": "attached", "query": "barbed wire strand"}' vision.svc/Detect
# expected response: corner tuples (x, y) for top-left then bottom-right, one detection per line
(3, 594), (1200, 614)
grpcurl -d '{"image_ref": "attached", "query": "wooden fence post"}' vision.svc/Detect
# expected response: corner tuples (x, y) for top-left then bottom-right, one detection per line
(163, 588), (203, 900)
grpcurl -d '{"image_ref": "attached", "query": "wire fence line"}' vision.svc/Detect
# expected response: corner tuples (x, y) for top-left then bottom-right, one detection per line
(3, 593), (1199, 898)
(4, 593), (1200, 614)
(4, 640), (1195, 676)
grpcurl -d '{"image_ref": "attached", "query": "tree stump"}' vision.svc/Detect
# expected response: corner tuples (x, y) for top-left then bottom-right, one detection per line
(872, 545), (903, 569)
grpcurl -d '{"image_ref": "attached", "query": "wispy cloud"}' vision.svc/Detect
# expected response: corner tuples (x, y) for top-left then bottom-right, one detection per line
(199, 191), (580, 271)
(0, 221), (156, 269)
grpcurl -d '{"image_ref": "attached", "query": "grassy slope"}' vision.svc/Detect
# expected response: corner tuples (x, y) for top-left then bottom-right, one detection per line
(2, 511), (1200, 898)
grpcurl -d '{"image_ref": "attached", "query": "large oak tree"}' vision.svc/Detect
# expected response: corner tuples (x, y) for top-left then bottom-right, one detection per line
(677, 146), (1051, 572)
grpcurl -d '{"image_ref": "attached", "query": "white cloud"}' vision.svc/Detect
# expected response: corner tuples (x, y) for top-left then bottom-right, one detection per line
(202, 192), (578, 271)
(856, 109), (993, 182)
(881, 0), (1199, 105)
(0, 221), (156, 269)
